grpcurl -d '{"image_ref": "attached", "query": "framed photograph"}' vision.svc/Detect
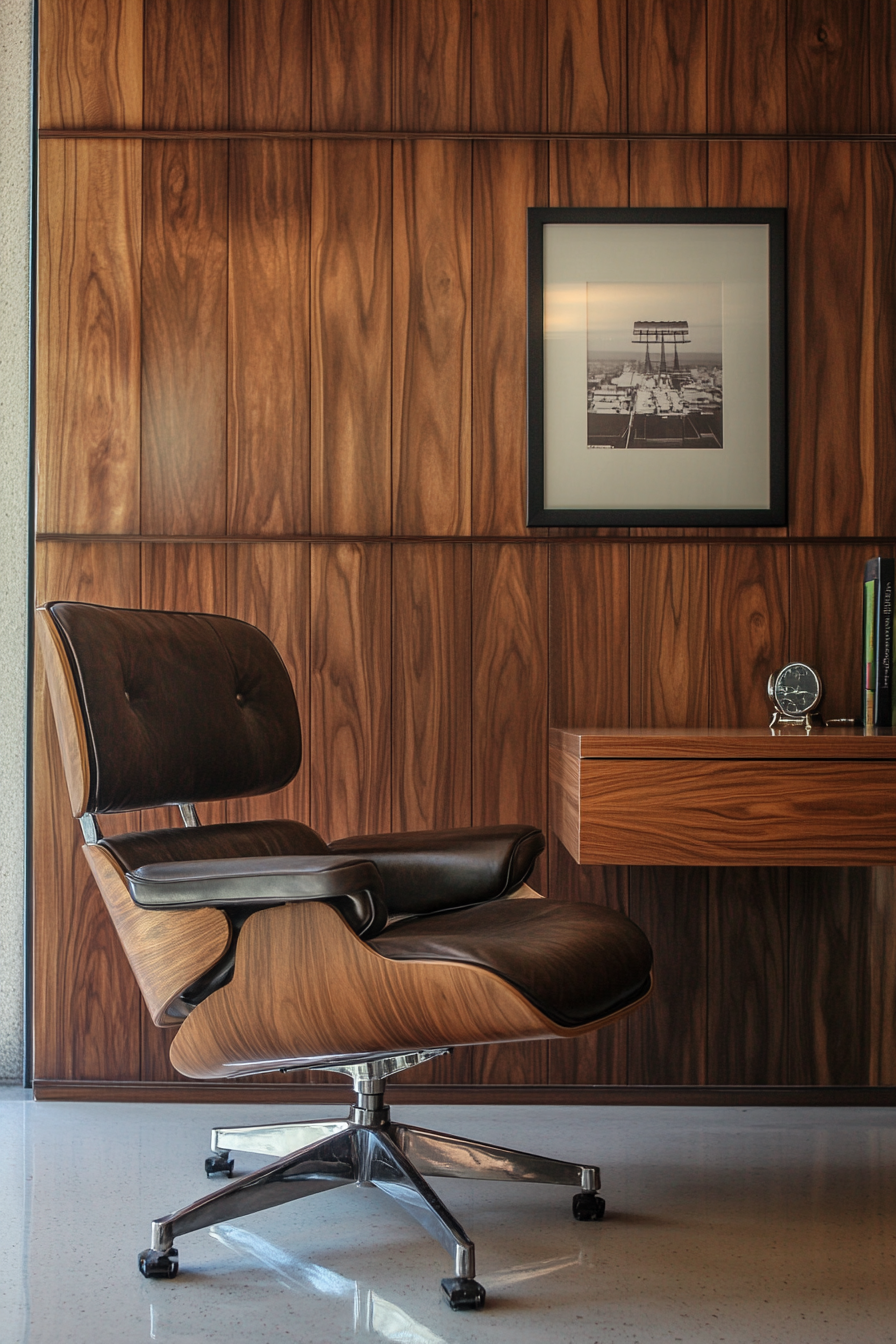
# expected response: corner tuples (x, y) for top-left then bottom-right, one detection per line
(527, 207), (786, 527)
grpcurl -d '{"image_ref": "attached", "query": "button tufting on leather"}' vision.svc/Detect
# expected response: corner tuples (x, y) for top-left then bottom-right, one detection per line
(235, 691), (245, 706)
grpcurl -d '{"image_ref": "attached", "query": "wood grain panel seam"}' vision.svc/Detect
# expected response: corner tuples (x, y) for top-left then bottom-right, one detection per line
(37, 534), (896, 547)
(38, 131), (896, 144)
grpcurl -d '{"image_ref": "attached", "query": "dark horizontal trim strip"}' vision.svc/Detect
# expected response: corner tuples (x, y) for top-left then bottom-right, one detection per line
(36, 533), (896, 547)
(32, 1081), (896, 1106)
(38, 129), (896, 143)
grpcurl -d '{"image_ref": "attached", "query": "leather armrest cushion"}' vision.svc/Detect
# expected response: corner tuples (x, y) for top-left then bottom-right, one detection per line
(126, 854), (387, 938)
(327, 824), (545, 917)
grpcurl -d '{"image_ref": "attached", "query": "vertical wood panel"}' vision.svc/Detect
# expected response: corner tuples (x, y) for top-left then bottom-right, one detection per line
(872, 146), (896, 536)
(868, 867), (896, 1085)
(787, 0), (870, 134)
(546, 0), (626, 133)
(143, 0), (228, 130)
(33, 542), (142, 1080)
(472, 544), (548, 846)
(629, 139), (707, 208)
(706, 0), (785, 133)
(870, 0), (896, 133)
(393, 141), (471, 537)
(628, 0), (706, 133)
(472, 142), (548, 535)
(228, 141), (311, 537)
(392, 544), (471, 832)
(709, 545), (788, 728)
(628, 867), (708, 1086)
(470, 542), (548, 1084)
(140, 541), (226, 614)
(549, 138), (629, 209)
(311, 0), (393, 132)
(141, 141), (228, 535)
(393, 0), (471, 131)
(708, 141), (788, 208)
(471, 0), (546, 133)
(788, 143), (870, 536)
(311, 141), (392, 536)
(549, 543), (629, 730)
(310, 543), (391, 841)
(229, 0), (311, 130)
(789, 868), (875, 1085)
(39, 0), (143, 129)
(631, 545), (709, 729)
(547, 542), (629, 1085)
(38, 141), (141, 535)
(707, 867), (788, 1084)
(227, 543), (311, 827)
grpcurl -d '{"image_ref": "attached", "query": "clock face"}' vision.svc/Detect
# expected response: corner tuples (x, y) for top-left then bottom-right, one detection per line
(771, 663), (822, 716)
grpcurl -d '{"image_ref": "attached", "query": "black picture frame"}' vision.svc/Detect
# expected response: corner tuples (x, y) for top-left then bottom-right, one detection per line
(526, 207), (787, 528)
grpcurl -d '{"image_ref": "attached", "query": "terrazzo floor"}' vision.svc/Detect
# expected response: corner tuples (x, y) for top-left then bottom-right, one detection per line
(1, 1091), (893, 1343)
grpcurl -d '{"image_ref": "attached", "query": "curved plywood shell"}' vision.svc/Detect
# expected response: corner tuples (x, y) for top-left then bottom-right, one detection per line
(84, 845), (231, 1027)
(35, 606), (91, 818)
(170, 899), (652, 1079)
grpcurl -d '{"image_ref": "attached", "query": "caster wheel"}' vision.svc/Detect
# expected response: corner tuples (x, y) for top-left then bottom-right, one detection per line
(205, 1152), (234, 1178)
(441, 1276), (486, 1311)
(138, 1247), (179, 1279)
(573, 1192), (606, 1221)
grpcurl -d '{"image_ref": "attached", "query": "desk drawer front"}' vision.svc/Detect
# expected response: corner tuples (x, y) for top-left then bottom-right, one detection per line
(578, 760), (896, 866)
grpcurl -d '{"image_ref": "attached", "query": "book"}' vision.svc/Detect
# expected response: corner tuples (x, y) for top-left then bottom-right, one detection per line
(875, 558), (894, 727)
(864, 562), (875, 728)
(861, 557), (895, 728)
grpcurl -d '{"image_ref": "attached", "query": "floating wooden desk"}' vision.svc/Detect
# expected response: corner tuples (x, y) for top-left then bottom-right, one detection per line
(549, 726), (896, 867)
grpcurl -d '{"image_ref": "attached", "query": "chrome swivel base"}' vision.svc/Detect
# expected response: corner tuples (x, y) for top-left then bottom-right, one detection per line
(138, 1052), (602, 1310)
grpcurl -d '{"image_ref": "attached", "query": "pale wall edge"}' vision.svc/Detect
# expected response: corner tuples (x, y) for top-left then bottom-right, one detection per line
(0, 0), (33, 1079)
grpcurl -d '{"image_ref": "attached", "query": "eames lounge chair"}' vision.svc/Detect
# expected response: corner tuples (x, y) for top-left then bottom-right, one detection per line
(36, 600), (653, 1310)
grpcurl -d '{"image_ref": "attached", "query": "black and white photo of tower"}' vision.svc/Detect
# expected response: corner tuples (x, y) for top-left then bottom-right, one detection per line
(586, 283), (723, 450)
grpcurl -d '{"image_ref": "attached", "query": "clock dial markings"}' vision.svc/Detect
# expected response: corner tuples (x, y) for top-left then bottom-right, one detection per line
(769, 663), (822, 723)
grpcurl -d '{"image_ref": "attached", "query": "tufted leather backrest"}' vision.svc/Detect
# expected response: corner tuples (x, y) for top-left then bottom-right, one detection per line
(44, 602), (302, 814)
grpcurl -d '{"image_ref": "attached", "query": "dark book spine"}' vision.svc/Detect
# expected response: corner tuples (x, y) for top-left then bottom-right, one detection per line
(875, 558), (894, 727)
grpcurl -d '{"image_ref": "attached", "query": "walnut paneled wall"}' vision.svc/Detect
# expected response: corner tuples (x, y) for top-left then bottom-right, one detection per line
(33, 0), (896, 1097)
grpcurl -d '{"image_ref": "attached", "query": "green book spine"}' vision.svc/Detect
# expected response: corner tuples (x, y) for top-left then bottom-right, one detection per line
(864, 565), (877, 729)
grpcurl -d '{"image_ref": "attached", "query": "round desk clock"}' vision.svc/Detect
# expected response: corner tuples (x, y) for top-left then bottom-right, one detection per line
(767, 662), (823, 728)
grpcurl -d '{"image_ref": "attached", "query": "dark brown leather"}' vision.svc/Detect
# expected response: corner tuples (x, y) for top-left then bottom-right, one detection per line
(48, 602), (302, 813)
(99, 819), (330, 871)
(328, 825), (545, 916)
(371, 900), (653, 1028)
(103, 819), (388, 935)
(126, 854), (387, 938)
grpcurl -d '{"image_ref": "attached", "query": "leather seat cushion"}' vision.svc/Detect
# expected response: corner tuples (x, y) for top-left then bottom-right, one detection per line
(328, 825), (545, 916)
(370, 900), (653, 1028)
